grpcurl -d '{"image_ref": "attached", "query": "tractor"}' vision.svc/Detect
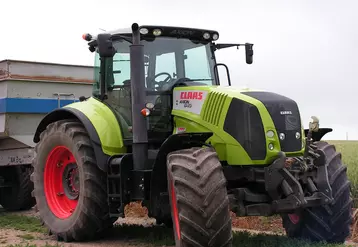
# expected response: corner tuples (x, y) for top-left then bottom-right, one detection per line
(31, 23), (352, 246)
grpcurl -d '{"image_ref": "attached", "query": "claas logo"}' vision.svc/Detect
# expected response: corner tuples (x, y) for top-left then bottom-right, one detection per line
(180, 91), (203, 100)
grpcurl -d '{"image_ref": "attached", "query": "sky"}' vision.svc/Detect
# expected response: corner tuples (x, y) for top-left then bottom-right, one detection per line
(1, 0), (357, 140)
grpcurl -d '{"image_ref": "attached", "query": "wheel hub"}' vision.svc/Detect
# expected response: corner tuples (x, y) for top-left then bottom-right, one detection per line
(63, 163), (80, 200)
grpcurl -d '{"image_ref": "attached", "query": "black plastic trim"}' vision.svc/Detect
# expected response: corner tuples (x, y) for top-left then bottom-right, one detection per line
(304, 128), (333, 141)
(223, 98), (266, 160)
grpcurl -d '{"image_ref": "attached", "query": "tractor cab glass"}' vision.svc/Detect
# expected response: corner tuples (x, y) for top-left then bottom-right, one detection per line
(92, 35), (217, 142)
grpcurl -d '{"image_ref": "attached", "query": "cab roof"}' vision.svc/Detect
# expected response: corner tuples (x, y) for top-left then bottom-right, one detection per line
(87, 25), (219, 46)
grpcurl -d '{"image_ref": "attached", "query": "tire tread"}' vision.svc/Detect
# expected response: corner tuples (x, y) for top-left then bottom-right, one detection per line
(167, 147), (232, 247)
(31, 119), (112, 242)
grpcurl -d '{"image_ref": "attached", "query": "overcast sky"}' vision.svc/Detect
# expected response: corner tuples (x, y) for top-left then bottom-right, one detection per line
(1, 0), (357, 140)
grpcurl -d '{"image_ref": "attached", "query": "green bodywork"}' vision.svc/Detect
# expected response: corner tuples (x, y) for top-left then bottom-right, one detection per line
(172, 85), (305, 165)
(62, 85), (305, 166)
(64, 97), (127, 155)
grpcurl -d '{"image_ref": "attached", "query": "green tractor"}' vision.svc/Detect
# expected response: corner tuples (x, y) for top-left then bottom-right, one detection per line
(31, 23), (352, 246)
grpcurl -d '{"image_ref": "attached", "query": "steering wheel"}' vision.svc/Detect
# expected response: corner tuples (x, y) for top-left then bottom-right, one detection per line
(153, 72), (172, 88)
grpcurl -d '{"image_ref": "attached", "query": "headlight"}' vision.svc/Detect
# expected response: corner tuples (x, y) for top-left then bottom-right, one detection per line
(268, 143), (274, 150)
(203, 32), (210, 39)
(139, 28), (149, 35)
(153, 29), (162, 36)
(266, 130), (275, 138)
(279, 133), (285, 140)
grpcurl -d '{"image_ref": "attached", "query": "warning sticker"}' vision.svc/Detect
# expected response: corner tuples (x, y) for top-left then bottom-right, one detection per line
(173, 90), (208, 115)
(175, 127), (186, 134)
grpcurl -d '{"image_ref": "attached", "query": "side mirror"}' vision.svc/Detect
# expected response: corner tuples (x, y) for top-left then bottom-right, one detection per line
(245, 43), (253, 64)
(97, 33), (116, 58)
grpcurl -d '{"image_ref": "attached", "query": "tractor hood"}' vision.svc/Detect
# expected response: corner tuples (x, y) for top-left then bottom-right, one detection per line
(172, 85), (304, 161)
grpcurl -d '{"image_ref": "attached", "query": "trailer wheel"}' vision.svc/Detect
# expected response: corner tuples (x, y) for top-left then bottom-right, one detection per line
(0, 166), (36, 211)
(282, 141), (353, 243)
(31, 119), (112, 242)
(167, 147), (232, 247)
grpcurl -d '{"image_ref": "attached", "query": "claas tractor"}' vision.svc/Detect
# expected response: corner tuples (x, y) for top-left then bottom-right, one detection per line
(30, 23), (352, 246)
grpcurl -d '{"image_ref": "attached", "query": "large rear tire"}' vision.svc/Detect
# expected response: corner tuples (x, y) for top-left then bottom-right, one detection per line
(167, 147), (232, 247)
(31, 119), (112, 242)
(282, 141), (353, 243)
(0, 165), (36, 211)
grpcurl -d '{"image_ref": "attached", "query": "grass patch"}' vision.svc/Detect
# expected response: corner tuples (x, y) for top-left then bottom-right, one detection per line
(0, 213), (46, 233)
(17, 233), (35, 240)
(232, 231), (349, 247)
(106, 224), (349, 247)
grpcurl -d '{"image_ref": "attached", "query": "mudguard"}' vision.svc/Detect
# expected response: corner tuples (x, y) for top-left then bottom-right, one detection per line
(304, 128), (333, 142)
(33, 97), (125, 172)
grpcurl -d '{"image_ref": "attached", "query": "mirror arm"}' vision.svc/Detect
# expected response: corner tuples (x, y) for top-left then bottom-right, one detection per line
(213, 42), (254, 64)
(214, 43), (241, 50)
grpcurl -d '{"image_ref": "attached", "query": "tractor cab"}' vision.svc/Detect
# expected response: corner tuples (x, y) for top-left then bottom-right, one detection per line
(86, 26), (221, 145)
(84, 25), (253, 146)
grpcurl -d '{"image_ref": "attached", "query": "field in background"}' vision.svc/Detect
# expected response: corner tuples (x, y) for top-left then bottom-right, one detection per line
(328, 140), (358, 206)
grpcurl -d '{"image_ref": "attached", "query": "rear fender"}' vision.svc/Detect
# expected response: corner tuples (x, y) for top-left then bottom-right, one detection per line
(34, 98), (125, 172)
(148, 132), (213, 218)
(304, 128), (333, 142)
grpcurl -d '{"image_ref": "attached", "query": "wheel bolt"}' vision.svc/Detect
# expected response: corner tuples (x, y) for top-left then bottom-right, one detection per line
(57, 162), (63, 167)
(70, 209), (74, 213)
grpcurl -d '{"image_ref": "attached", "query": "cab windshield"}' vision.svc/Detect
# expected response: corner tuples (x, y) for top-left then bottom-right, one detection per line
(92, 36), (217, 95)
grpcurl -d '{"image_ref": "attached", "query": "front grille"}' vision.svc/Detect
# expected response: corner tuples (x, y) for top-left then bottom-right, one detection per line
(223, 98), (266, 160)
(242, 91), (302, 152)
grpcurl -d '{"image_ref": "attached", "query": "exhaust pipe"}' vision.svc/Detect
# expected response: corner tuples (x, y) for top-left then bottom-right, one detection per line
(130, 23), (149, 171)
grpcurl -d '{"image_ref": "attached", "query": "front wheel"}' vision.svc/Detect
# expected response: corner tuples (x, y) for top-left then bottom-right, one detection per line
(282, 141), (353, 243)
(167, 147), (233, 247)
(31, 119), (112, 242)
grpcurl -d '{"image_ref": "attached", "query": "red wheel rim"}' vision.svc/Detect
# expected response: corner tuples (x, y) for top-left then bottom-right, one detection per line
(170, 178), (181, 240)
(44, 146), (79, 219)
(288, 213), (300, 224)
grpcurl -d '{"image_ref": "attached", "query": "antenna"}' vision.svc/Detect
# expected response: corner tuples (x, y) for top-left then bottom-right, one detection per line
(99, 28), (107, 32)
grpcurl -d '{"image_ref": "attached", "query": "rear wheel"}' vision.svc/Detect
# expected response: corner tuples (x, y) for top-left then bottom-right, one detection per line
(167, 147), (232, 247)
(31, 119), (112, 242)
(282, 141), (353, 243)
(0, 165), (36, 211)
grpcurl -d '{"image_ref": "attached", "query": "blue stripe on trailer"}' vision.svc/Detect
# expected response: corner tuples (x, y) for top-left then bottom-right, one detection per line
(0, 98), (79, 114)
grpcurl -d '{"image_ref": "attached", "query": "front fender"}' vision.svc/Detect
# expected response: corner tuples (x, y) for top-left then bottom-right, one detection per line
(304, 128), (333, 142)
(34, 97), (125, 172)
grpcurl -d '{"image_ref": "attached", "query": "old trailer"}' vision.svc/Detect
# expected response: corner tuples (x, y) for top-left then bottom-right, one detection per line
(0, 59), (93, 211)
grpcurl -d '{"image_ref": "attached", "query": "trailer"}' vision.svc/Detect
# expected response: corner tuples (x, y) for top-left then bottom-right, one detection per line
(0, 59), (93, 211)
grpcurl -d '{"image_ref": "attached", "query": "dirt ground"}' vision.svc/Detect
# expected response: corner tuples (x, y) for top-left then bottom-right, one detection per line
(1, 203), (358, 247)
(0, 227), (161, 247)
